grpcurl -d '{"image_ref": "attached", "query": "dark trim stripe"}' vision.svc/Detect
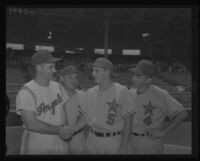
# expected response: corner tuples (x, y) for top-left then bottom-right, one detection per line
(20, 86), (37, 105)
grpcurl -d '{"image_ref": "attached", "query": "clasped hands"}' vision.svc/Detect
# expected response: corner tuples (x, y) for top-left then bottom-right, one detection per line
(59, 125), (75, 141)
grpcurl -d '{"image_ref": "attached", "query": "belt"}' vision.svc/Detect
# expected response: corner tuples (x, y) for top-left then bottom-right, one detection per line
(91, 129), (121, 137)
(131, 132), (149, 136)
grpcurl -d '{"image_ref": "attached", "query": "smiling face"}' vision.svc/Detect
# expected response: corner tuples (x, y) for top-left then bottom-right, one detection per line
(37, 63), (57, 81)
(61, 74), (78, 90)
(92, 66), (109, 84)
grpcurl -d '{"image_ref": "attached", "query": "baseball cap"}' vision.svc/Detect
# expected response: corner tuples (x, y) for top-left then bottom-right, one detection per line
(130, 60), (155, 77)
(59, 65), (79, 76)
(31, 50), (60, 66)
(91, 57), (113, 72)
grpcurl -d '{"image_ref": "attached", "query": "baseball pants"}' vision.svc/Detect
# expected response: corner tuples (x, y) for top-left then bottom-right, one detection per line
(128, 135), (164, 154)
(20, 130), (69, 155)
(84, 131), (122, 154)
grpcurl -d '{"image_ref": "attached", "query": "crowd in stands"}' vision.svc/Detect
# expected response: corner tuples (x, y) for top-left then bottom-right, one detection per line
(153, 59), (188, 74)
(6, 56), (189, 74)
(6, 49), (190, 82)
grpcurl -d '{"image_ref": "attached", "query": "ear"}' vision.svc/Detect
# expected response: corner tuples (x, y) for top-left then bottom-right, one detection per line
(36, 64), (42, 71)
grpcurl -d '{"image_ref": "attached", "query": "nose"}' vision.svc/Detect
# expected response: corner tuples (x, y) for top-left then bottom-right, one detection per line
(92, 70), (95, 76)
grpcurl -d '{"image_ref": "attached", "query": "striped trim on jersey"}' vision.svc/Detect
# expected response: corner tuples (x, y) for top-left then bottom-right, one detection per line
(20, 86), (37, 106)
(168, 108), (187, 120)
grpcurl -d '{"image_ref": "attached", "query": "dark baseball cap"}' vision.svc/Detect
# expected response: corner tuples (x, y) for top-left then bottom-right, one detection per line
(91, 57), (113, 72)
(31, 50), (60, 66)
(59, 65), (79, 76)
(130, 60), (155, 77)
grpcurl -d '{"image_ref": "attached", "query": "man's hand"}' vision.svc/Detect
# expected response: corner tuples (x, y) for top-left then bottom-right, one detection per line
(58, 125), (73, 141)
(146, 128), (166, 140)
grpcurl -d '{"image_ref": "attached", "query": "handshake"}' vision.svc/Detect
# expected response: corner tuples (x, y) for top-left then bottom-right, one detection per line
(58, 125), (75, 141)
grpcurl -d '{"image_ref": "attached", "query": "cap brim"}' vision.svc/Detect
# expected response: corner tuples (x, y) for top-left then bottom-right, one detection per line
(90, 63), (104, 69)
(47, 57), (61, 63)
(129, 67), (144, 75)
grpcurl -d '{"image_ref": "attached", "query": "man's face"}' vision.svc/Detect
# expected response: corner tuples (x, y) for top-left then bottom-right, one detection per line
(62, 74), (78, 90)
(38, 63), (56, 80)
(131, 72), (148, 89)
(92, 66), (108, 84)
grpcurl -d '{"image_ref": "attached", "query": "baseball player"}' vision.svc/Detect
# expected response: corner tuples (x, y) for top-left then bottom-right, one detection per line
(62, 57), (136, 154)
(16, 50), (72, 155)
(128, 60), (188, 154)
(58, 65), (87, 154)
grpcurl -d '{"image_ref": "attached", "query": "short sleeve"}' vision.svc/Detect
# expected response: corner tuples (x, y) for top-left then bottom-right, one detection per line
(161, 91), (186, 119)
(16, 89), (36, 115)
(119, 87), (136, 119)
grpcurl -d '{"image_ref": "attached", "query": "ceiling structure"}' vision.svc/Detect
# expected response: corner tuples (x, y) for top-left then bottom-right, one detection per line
(6, 7), (192, 50)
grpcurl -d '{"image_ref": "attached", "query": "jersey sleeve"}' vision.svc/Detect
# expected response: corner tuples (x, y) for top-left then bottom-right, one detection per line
(16, 88), (36, 115)
(161, 91), (186, 119)
(119, 87), (136, 119)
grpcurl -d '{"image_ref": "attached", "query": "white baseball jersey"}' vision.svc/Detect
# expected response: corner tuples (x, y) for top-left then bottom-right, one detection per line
(59, 84), (86, 154)
(79, 82), (136, 154)
(16, 80), (69, 155)
(128, 85), (186, 154)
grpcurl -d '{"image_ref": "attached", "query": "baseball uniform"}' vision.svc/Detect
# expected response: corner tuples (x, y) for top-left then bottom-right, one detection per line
(59, 83), (86, 154)
(16, 80), (69, 155)
(79, 82), (136, 154)
(128, 85), (186, 154)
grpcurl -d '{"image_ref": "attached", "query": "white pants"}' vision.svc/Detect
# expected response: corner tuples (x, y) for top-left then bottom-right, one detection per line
(128, 135), (164, 154)
(84, 131), (121, 154)
(20, 130), (69, 155)
(69, 131), (86, 154)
